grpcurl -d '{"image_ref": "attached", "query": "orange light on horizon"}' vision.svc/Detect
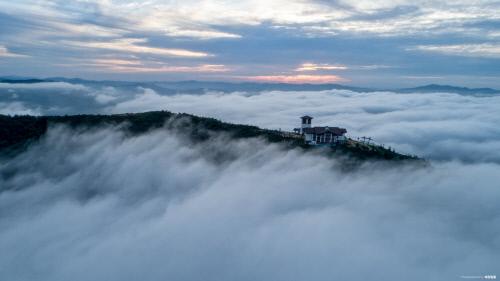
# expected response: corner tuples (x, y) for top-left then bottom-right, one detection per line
(295, 63), (348, 72)
(241, 74), (348, 84)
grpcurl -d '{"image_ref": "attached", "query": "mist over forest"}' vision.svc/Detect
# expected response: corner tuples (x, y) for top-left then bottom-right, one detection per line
(1, 81), (499, 280)
(2, 80), (500, 162)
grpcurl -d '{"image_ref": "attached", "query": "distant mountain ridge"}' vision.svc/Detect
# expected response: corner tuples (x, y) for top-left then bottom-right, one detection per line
(397, 84), (500, 95)
(1, 77), (499, 95)
(0, 78), (52, 84)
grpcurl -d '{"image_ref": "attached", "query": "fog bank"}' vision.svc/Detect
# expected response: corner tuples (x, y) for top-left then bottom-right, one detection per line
(2, 82), (500, 162)
(0, 126), (499, 281)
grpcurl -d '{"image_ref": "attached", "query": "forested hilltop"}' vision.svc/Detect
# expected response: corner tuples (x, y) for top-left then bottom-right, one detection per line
(0, 111), (420, 164)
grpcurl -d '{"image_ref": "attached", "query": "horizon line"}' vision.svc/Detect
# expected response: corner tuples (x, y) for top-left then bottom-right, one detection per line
(1, 75), (499, 92)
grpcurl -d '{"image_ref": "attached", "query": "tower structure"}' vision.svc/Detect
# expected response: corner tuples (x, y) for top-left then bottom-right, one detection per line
(300, 115), (312, 133)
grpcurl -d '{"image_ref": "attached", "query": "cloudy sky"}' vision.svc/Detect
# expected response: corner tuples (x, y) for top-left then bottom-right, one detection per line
(0, 0), (499, 87)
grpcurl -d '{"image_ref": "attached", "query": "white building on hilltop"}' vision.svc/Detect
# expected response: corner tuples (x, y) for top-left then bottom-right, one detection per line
(294, 116), (347, 145)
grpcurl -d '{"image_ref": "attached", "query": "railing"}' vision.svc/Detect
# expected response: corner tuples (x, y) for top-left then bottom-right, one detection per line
(346, 134), (393, 150)
(345, 135), (418, 158)
(274, 130), (419, 158)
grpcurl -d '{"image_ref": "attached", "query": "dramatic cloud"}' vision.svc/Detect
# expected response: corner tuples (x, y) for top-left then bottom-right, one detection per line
(1, 1), (499, 85)
(54, 0), (500, 37)
(0, 124), (499, 281)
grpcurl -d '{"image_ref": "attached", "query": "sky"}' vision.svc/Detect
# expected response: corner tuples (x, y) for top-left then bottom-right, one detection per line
(0, 0), (499, 88)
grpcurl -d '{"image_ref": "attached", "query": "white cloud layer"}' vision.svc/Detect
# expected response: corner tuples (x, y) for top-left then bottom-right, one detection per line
(2, 82), (500, 162)
(0, 125), (499, 280)
(85, 59), (229, 73)
(2, 82), (500, 279)
(2, 83), (500, 163)
(65, 38), (210, 58)
(105, 88), (500, 163)
(412, 44), (500, 58)
(0, 101), (41, 115)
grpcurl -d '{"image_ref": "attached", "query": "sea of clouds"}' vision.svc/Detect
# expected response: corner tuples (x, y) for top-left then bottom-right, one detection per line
(1, 82), (499, 280)
(2, 81), (500, 162)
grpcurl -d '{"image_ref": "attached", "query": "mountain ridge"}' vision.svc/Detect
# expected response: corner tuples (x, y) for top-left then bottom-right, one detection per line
(1, 76), (498, 95)
(0, 111), (420, 166)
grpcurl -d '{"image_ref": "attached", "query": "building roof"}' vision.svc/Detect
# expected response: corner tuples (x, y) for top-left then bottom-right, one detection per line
(300, 115), (313, 119)
(303, 126), (347, 135)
